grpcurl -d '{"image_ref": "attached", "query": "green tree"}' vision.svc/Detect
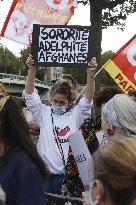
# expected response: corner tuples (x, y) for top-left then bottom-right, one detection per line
(96, 50), (116, 87)
(0, 44), (21, 74)
(20, 47), (45, 81)
(20, 46), (31, 76)
(63, 66), (87, 85)
(81, 0), (136, 68)
(64, 50), (117, 88)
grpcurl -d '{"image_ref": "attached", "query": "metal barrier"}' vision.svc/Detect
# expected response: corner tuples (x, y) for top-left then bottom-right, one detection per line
(0, 73), (48, 89)
(45, 192), (83, 205)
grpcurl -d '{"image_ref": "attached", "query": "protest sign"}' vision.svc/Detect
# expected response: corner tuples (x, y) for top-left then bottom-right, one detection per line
(103, 34), (136, 93)
(31, 25), (93, 67)
(68, 130), (94, 190)
(45, 192), (83, 205)
(1, 0), (76, 45)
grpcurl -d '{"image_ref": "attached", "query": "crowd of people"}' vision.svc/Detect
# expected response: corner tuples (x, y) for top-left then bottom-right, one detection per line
(0, 53), (136, 205)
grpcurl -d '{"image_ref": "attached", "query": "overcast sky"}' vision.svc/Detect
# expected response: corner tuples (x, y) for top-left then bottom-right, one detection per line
(0, 0), (136, 56)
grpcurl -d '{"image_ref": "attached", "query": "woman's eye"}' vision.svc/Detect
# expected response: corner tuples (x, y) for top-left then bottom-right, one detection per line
(60, 101), (64, 104)
(54, 100), (57, 103)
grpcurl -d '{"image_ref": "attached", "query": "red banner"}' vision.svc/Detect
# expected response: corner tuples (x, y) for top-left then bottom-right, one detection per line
(103, 34), (136, 93)
(1, 0), (77, 45)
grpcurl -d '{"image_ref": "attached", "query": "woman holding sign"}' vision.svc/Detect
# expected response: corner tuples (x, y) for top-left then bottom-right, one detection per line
(24, 54), (97, 194)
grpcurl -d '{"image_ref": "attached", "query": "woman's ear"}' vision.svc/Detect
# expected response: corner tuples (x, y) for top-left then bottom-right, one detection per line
(102, 122), (114, 139)
(93, 180), (104, 203)
(82, 180), (105, 205)
(106, 124), (114, 137)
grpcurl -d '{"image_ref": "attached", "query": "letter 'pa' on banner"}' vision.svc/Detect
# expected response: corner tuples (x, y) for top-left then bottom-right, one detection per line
(103, 34), (136, 93)
(31, 25), (94, 68)
(1, 0), (77, 45)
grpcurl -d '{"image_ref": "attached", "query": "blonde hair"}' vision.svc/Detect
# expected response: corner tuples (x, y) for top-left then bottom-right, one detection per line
(93, 137), (136, 205)
(0, 96), (9, 111)
(0, 83), (6, 95)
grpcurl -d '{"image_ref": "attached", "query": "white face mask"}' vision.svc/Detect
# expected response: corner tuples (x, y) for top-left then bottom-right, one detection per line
(51, 105), (67, 115)
(83, 181), (99, 205)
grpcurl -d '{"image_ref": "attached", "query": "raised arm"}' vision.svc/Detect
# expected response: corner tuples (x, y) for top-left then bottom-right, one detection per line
(25, 54), (36, 94)
(24, 54), (42, 124)
(85, 57), (97, 101)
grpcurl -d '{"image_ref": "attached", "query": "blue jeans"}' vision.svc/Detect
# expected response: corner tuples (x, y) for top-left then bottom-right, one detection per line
(45, 174), (64, 194)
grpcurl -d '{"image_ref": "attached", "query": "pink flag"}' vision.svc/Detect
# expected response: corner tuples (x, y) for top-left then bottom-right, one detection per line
(1, 0), (77, 45)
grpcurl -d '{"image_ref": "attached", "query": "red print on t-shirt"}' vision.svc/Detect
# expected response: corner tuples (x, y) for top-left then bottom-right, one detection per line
(56, 126), (70, 137)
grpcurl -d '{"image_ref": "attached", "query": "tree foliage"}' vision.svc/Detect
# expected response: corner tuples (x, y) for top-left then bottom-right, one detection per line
(20, 46), (31, 76)
(20, 47), (45, 81)
(97, 50), (116, 86)
(0, 44), (44, 81)
(63, 50), (116, 87)
(80, 0), (136, 68)
(0, 44), (21, 74)
(83, 0), (136, 30)
(63, 66), (87, 85)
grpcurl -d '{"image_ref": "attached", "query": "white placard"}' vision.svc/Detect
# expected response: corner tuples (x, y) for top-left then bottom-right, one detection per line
(68, 130), (94, 190)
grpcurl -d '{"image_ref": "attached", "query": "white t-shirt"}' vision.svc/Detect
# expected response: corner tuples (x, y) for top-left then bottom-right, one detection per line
(23, 107), (35, 122)
(24, 91), (92, 174)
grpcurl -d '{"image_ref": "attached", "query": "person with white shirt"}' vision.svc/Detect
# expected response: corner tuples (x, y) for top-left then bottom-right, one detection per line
(24, 54), (97, 194)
